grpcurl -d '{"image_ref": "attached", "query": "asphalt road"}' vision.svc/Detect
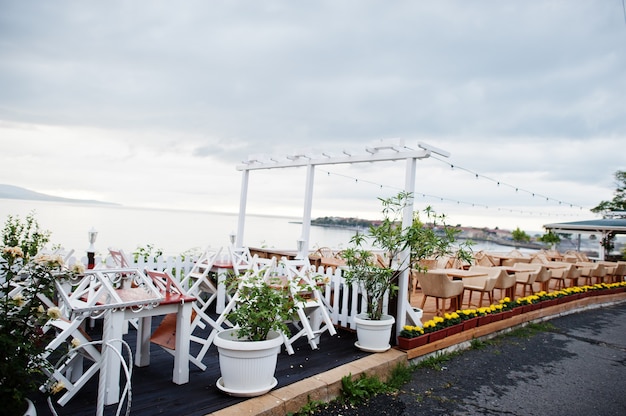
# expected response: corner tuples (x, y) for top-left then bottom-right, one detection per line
(310, 300), (626, 416)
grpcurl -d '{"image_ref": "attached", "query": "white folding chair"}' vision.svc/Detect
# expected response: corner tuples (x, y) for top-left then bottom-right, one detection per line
(278, 257), (336, 355)
(107, 247), (132, 268)
(178, 247), (223, 369)
(106, 247), (138, 330)
(228, 246), (253, 275)
(40, 317), (103, 406)
(144, 269), (203, 370)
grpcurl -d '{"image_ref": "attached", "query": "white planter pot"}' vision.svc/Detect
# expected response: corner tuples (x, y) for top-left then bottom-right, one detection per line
(23, 398), (36, 416)
(214, 329), (283, 397)
(354, 313), (395, 352)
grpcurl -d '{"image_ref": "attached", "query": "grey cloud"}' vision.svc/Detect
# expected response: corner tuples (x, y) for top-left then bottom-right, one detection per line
(0, 1), (624, 159)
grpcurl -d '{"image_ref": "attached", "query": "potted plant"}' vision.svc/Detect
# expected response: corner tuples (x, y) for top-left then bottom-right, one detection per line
(459, 308), (480, 330)
(342, 191), (472, 352)
(422, 316), (447, 342)
(213, 264), (310, 397)
(397, 325), (427, 350)
(1, 213), (83, 415)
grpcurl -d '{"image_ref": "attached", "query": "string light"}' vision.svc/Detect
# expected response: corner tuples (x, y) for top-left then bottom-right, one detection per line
(318, 167), (588, 219)
(428, 155), (587, 210)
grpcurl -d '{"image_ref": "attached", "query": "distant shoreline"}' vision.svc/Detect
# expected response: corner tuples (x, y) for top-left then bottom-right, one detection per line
(0, 184), (119, 206)
(300, 218), (547, 250)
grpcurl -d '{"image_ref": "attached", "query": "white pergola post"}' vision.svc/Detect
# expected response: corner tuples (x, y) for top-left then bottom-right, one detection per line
(235, 169), (250, 248)
(300, 163), (316, 259)
(396, 156), (417, 335)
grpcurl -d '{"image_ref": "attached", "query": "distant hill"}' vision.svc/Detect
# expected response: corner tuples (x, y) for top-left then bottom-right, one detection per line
(0, 184), (119, 206)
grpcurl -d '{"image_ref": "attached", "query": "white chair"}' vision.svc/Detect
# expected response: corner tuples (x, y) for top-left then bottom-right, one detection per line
(144, 269), (202, 370)
(178, 246), (222, 369)
(278, 257), (336, 355)
(40, 317), (103, 406)
(228, 246), (253, 275)
(107, 247), (132, 268)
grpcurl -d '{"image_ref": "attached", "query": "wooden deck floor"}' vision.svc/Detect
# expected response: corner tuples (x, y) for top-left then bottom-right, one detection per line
(32, 279), (562, 415)
(31, 316), (368, 416)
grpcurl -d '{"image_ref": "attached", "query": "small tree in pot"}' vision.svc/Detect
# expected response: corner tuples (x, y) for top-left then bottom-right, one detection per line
(342, 191), (471, 351)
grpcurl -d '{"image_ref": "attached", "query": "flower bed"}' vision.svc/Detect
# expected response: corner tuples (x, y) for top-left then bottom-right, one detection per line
(396, 281), (626, 351)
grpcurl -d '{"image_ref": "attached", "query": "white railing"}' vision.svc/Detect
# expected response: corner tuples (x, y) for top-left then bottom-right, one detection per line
(72, 254), (198, 280)
(69, 254), (386, 330)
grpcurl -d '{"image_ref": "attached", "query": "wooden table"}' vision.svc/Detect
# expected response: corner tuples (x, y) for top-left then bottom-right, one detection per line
(489, 254), (532, 266)
(499, 265), (536, 273)
(428, 269), (488, 311)
(319, 257), (346, 271)
(56, 268), (194, 409)
(429, 268), (488, 279)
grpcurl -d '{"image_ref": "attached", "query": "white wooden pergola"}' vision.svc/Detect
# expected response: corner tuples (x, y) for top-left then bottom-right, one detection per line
(234, 140), (450, 335)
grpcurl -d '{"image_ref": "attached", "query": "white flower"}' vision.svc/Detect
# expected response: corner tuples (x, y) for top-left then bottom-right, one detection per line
(34, 253), (64, 268)
(71, 262), (85, 274)
(2, 246), (24, 258)
(12, 293), (25, 307)
(70, 337), (81, 348)
(47, 306), (62, 319)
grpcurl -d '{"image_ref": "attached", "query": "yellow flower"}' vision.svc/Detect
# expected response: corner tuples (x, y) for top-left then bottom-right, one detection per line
(423, 320), (435, 328)
(47, 306), (62, 320)
(71, 338), (81, 348)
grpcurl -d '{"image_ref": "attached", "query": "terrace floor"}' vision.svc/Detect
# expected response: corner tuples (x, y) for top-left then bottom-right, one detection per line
(31, 279), (569, 416)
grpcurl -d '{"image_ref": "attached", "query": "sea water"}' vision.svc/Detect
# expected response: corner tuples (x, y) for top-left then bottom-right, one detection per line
(0, 199), (361, 256)
(0, 199), (532, 257)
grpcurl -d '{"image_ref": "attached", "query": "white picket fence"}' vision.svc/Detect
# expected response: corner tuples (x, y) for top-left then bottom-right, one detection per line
(72, 253), (387, 330)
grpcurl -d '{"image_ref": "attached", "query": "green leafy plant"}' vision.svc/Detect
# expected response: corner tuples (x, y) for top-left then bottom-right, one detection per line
(225, 266), (310, 341)
(386, 362), (413, 390)
(1, 214), (82, 414)
(538, 230), (561, 248)
(342, 191), (472, 320)
(511, 227), (531, 244)
(132, 244), (163, 262)
(341, 373), (390, 405)
(591, 170), (626, 213)
(1, 211), (51, 262)
(415, 351), (458, 371)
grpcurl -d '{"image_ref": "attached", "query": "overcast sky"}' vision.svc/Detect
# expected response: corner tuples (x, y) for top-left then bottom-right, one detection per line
(1, 1), (624, 233)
